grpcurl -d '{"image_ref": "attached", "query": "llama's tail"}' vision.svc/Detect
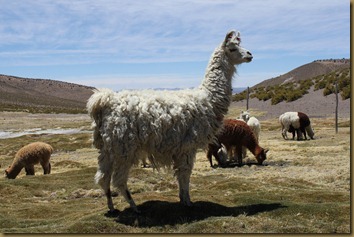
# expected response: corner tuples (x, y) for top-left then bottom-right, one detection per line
(87, 88), (115, 149)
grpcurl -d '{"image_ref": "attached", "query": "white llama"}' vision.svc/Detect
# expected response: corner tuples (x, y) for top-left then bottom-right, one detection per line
(238, 110), (261, 159)
(240, 110), (261, 142)
(87, 30), (253, 214)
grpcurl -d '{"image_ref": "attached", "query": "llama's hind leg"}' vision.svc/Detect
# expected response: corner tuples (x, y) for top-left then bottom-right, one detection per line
(95, 153), (115, 213)
(112, 163), (139, 213)
(40, 161), (51, 174)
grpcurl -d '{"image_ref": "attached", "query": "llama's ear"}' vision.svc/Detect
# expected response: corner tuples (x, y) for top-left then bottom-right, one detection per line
(223, 30), (236, 47)
(223, 30), (241, 47)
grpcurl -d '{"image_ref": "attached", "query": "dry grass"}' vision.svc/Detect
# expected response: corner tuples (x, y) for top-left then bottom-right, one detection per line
(0, 109), (350, 234)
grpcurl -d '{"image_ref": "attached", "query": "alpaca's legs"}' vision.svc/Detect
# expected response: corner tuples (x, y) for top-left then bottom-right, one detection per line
(207, 143), (220, 167)
(25, 165), (35, 175)
(175, 154), (194, 206)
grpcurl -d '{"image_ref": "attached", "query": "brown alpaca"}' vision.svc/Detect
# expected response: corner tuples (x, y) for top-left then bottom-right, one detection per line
(5, 142), (53, 179)
(207, 119), (268, 167)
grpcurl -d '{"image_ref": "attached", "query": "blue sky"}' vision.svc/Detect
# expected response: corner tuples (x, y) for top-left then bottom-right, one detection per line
(0, 0), (350, 90)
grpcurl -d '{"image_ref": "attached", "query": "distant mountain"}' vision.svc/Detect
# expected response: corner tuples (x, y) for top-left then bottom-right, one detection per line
(232, 87), (247, 94)
(252, 58), (350, 89)
(0, 74), (94, 113)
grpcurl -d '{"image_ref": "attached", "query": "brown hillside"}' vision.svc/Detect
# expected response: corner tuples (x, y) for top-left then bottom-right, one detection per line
(0, 75), (94, 113)
(253, 59), (350, 89)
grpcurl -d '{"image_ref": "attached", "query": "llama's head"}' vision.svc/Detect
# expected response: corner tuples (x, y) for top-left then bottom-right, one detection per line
(222, 30), (253, 65)
(4, 166), (15, 179)
(255, 148), (268, 165)
(240, 110), (250, 122)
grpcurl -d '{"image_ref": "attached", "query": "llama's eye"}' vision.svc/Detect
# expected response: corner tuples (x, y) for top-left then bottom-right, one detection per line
(229, 48), (237, 52)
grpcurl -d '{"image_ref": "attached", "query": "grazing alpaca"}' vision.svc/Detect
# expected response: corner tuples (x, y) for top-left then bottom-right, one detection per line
(87, 30), (252, 213)
(5, 142), (53, 179)
(206, 141), (229, 167)
(279, 111), (314, 140)
(207, 119), (268, 167)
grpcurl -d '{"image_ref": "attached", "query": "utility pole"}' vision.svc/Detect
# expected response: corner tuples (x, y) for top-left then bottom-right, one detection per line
(246, 86), (249, 110)
(335, 81), (338, 134)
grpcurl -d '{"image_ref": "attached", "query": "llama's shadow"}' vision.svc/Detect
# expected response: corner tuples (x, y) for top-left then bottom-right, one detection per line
(113, 201), (286, 227)
(215, 161), (264, 168)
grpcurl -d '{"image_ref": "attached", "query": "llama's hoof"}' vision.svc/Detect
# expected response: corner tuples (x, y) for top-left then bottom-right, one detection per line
(105, 209), (120, 217)
(181, 200), (193, 207)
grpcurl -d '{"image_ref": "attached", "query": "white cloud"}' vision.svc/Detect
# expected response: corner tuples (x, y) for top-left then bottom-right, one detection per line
(60, 73), (202, 90)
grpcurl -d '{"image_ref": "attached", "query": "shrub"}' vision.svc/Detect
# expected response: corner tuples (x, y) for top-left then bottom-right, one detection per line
(341, 86), (351, 100)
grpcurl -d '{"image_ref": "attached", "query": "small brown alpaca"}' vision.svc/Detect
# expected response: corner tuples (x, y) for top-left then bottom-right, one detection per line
(5, 142), (53, 179)
(207, 119), (268, 167)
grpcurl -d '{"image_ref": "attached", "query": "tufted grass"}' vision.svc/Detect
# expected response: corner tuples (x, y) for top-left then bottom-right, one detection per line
(0, 111), (350, 233)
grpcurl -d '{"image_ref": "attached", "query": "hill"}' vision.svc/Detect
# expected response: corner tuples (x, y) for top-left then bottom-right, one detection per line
(233, 59), (350, 104)
(0, 75), (94, 113)
(252, 59), (350, 89)
(232, 59), (350, 119)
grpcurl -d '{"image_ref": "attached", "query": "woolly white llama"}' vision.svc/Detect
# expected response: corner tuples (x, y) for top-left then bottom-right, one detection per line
(279, 111), (314, 140)
(239, 110), (261, 159)
(240, 110), (260, 142)
(87, 30), (252, 214)
(5, 142), (53, 179)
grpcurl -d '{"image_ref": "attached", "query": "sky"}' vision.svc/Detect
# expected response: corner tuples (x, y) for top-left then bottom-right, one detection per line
(0, 0), (350, 90)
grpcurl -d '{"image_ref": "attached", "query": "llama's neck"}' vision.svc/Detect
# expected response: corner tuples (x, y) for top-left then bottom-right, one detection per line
(200, 46), (236, 118)
(244, 133), (260, 156)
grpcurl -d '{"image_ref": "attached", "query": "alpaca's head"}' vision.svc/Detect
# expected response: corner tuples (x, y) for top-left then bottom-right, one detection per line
(4, 166), (16, 179)
(222, 30), (253, 65)
(255, 148), (268, 165)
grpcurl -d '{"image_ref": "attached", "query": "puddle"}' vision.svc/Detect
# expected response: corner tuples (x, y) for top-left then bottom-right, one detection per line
(0, 128), (91, 139)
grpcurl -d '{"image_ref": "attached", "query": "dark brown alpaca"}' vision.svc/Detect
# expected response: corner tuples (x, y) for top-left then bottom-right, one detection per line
(207, 119), (268, 167)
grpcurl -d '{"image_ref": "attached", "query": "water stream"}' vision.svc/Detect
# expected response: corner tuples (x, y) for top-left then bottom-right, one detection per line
(0, 128), (90, 139)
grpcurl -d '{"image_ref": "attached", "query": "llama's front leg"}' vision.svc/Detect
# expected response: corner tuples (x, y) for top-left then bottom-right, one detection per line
(175, 156), (193, 206)
(302, 128), (307, 140)
(25, 165), (35, 175)
(296, 129), (303, 140)
(235, 146), (243, 166)
(282, 128), (288, 140)
(176, 168), (192, 206)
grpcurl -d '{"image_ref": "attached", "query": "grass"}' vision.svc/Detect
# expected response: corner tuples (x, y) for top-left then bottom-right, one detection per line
(0, 109), (350, 233)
